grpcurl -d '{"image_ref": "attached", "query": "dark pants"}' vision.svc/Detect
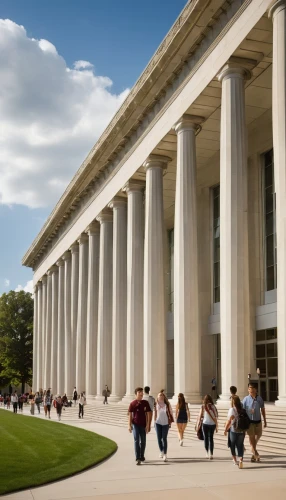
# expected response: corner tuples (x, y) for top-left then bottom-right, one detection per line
(36, 403), (41, 414)
(18, 402), (23, 411)
(46, 404), (51, 416)
(132, 424), (146, 461)
(103, 395), (108, 404)
(202, 424), (216, 454)
(155, 424), (169, 454)
(73, 398), (77, 406)
(79, 403), (84, 418)
(13, 402), (17, 413)
(229, 431), (245, 458)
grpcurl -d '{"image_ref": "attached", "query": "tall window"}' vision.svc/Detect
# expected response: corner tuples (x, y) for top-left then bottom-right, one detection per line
(169, 229), (174, 312)
(264, 150), (277, 291)
(255, 328), (278, 402)
(213, 186), (220, 303)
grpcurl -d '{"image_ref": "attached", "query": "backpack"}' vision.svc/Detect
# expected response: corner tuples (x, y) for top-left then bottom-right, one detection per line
(235, 408), (250, 431)
(74, 391), (78, 400)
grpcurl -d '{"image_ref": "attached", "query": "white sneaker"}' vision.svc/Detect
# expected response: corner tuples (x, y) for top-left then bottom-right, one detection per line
(180, 440), (183, 447)
(159, 452), (163, 458)
(163, 455), (167, 462)
(209, 455), (213, 460)
(206, 452), (209, 458)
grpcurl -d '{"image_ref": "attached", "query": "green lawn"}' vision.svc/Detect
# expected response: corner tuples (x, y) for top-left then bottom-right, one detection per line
(0, 409), (117, 495)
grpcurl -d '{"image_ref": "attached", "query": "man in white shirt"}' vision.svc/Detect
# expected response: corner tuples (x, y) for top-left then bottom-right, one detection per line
(11, 392), (18, 413)
(143, 386), (155, 416)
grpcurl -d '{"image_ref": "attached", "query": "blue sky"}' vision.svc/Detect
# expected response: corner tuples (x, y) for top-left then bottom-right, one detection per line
(0, 0), (186, 295)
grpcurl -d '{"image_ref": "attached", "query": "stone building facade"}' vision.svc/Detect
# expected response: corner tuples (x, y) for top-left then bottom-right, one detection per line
(23, 0), (286, 406)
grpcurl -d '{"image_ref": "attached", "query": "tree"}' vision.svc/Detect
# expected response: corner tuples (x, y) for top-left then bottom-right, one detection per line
(0, 290), (33, 393)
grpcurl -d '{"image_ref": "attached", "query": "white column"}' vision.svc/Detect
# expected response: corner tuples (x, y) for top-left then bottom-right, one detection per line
(62, 251), (72, 397)
(37, 281), (43, 391)
(44, 271), (52, 389)
(95, 209), (113, 400)
(122, 180), (145, 403)
(108, 197), (127, 402)
(217, 58), (251, 404)
(269, 0), (286, 406)
(173, 115), (203, 402)
(70, 243), (79, 388)
(50, 266), (58, 395)
(56, 259), (65, 395)
(41, 276), (47, 388)
(86, 222), (100, 399)
(33, 285), (38, 392)
(76, 234), (89, 392)
(143, 154), (170, 396)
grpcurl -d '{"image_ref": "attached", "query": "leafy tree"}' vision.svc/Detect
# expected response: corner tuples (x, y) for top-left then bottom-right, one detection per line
(0, 290), (33, 393)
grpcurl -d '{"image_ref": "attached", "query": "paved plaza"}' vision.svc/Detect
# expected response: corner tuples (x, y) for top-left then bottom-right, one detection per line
(3, 409), (286, 500)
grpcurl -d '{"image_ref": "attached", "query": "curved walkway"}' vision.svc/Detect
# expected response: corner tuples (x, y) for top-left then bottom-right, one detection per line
(3, 408), (286, 500)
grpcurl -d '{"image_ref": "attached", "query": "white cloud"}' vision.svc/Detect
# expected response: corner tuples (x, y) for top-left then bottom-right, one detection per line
(0, 19), (130, 209)
(4, 279), (10, 287)
(15, 280), (34, 294)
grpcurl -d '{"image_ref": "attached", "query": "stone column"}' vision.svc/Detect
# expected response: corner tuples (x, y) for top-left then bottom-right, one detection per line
(143, 154), (170, 396)
(86, 222), (100, 399)
(50, 266), (58, 395)
(33, 285), (38, 392)
(70, 243), (79, 388)
(217, 58), (252, 404)
(108, 197), (127, 402)
(36, 281), (43, 391)
(269, 1), (286, 406)
(57, 259), (65, 396)
(62, 251), (72, 397)
(122, 180), (145, 403)
(41, 276), (47, 388)
(76, 234), (89, 392)
(44, 270), (52, 389)
(173, 115), (203, 402)
(95, 209), (113, 400)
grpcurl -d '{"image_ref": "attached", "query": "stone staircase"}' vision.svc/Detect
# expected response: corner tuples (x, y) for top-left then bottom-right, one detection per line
(60, 402), (286, 456)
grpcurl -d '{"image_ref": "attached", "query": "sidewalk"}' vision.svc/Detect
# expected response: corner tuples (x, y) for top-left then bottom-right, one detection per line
(2, 406), (286, 500)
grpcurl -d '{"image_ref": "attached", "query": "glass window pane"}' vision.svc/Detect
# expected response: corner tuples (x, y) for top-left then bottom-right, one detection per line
(266, 328), (277, 340)
(256, 359), (266, 377)
(214, 196), (219, 220)
(267, 358), (278, 377)
(256, 344), (266, 358)
(265, 186), (274, 214)
(267, 342), (277, 358)
(214, 237), (220, 262)
(265, 165), (273, 188)
(214, 287), (220, 303)
(266, 212), (274, 237)
(256, 330), (266, 342)
(264, 150), (273, 167)
(267, 266), (275, 291)
(266, 235), (274, 267)
(213, 186), (220, 199)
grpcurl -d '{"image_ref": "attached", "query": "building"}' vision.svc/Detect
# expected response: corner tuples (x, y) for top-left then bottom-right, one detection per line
(23, 0), (286, 406)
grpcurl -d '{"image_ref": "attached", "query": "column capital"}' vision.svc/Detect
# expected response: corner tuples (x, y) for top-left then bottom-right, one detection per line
(37, 281), (42, 290)
(70, 242), (79, 254)
(85, 221), (100, 235)
(108, 196), (127, 210)
(174, 114), (204, 134)
(217, 56), (256, 82)
(47, 265), (58, 275)
(41, 275), (48, 285)
(56, 259), (65, 267)
(62, 251), (71, 261)
(269, 0), (286, 19)
(96, 208), (113, 224)
(122, 179), (145, 194)
(77, 233), (89, 245)
(34, 285), (38, 293)
(143, 154), (171, 172)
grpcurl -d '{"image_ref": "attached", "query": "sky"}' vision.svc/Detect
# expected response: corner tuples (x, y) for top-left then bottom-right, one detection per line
(0, 0), (187, 295)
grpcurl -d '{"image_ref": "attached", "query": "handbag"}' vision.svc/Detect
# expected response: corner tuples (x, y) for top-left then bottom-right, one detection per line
(166, 403), (174, 425)
(197, 425), (204, 441)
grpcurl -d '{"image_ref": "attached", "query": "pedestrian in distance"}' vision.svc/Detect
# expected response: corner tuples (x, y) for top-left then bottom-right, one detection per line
(196, 394), (218, 459)
(143, 386), (155, 415)
(45, 390), (52, 419)
(73, 387), (78, 406)
(224, 395), (246, 468)
(175, 393), (190, 446)
(103, 385), (110, 404)
(230, 386), (237, 398)
(30, 396), (35, 415)
(154, 392), (173, 462)
(78, 392), (86, 419)
(11, 392), (18, 413)
(242, 384), (267, 462)
(55, 395), (63, 421)
(35, 392), (42, 414)
(128, 387), (152, 465)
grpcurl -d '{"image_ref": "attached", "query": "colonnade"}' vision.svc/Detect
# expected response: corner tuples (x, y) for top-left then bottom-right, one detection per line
(33, 2), (286, 405)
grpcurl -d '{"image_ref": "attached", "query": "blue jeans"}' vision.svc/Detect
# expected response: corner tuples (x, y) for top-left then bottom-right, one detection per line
(132, 424), (146, 460)
(229, 431), (245, 458)
(155, 423), (169, 454)
(202, 424), (216, 454)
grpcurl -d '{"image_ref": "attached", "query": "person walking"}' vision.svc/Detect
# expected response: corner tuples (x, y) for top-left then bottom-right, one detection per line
(45, 391), (52, 419)
(73, 387), (78, 406)
(175, 393), (190, 446)
(78, 392), (86, 419)
(224, 395), (246, 468)
(143, 386), (155, 422)
(18, 394), (24, 413)
(55, 395), (63, 421)
(242, 384), (266, 462)
(197, 395), (218, 459)
(30, 396), (35, 415)
(11, 392), (18, 413)
(154, 392), (173, 462)
(103, 385), (110, 404)
(35, 392), (42, 414)
(128, 387), (152, 465)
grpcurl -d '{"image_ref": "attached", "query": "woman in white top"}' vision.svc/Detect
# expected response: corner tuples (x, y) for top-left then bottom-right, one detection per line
(154, 392), (173, 462)
(197, 394), (218, 459)
(224, 395), (245, 468)
(78, 393), (86, 419)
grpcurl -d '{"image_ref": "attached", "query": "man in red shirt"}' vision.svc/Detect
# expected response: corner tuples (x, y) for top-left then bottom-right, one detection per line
(128, 387), (152, 465)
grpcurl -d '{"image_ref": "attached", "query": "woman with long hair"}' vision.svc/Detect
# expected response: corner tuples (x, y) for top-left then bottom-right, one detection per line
(224, 395), (245, 468)
(175, 393), (190, 446)
(197, 394), (218, 459)
(154, 392), (173, 462)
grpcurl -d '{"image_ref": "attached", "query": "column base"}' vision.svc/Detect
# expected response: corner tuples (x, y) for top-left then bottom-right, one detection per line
(171, 393), (202, 405)
(275, 396), (286, 407)
(86, 395), (97, 402)
(216, 394), (231, 409)
(94, 394), (106, 403)
(108, 395), (124, 403)
(121, 394), (135, 405)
